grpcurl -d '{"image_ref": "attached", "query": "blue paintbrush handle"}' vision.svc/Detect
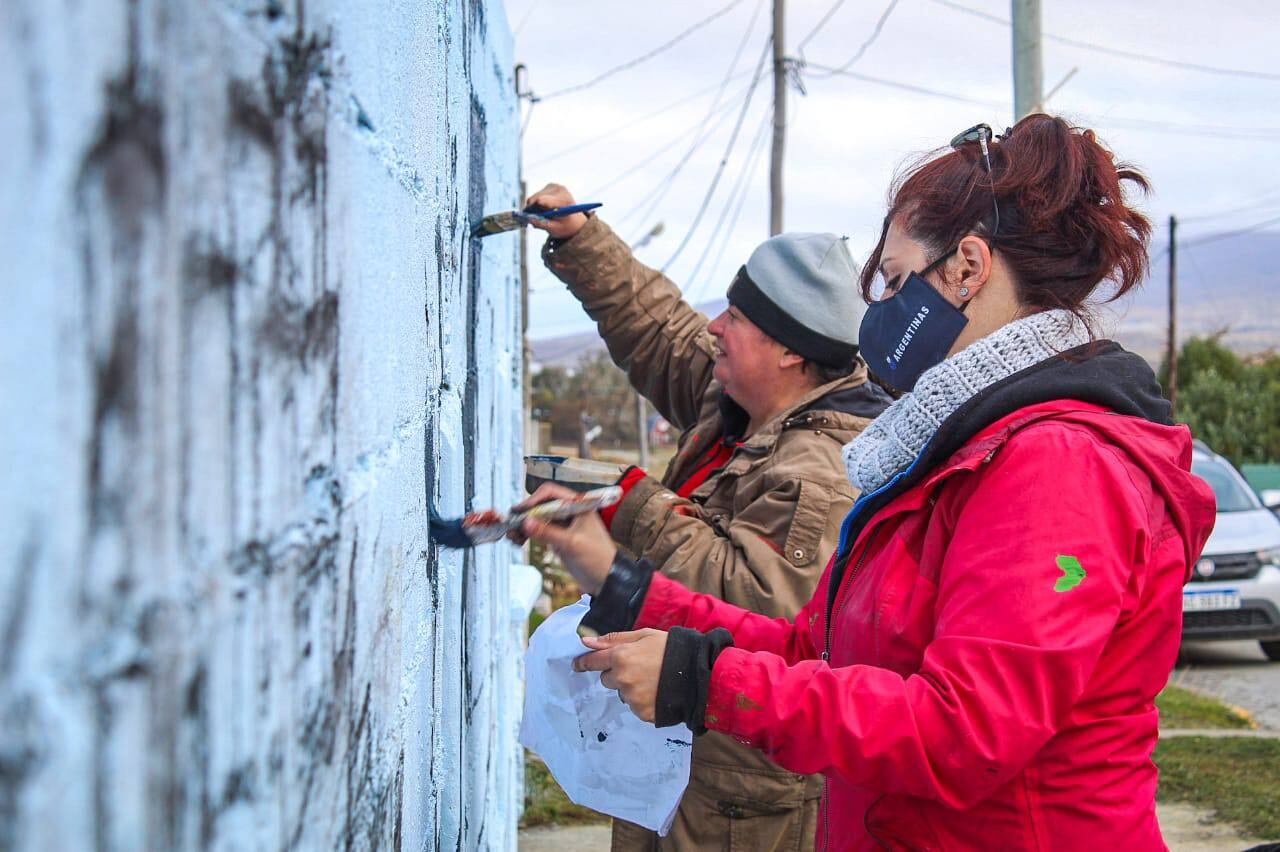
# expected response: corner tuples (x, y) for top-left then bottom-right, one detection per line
(523, 202), (602, 220)
(543, 202), (602, 218)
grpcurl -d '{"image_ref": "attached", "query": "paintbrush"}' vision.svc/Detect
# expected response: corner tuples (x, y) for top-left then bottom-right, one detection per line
(471, 202), (603, 238)
(429, 485), (623, 548)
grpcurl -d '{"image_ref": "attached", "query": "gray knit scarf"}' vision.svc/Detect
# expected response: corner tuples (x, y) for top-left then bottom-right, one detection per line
(842, 309), (1090, 493)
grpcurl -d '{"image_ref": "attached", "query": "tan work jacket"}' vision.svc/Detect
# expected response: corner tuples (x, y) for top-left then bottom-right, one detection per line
(543, 216), (889, 845)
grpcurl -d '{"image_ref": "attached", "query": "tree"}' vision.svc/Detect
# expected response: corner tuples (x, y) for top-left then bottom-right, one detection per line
(530, 364), (568, 422)
(1160, 336), (1280, 466)
(532, 352), (640, 447)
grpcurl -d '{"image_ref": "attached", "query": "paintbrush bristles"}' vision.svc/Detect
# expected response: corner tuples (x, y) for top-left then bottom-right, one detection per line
(471, 210), (523, 238)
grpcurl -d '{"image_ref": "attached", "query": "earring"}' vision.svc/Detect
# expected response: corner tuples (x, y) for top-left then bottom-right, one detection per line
(958, 287), (970, 298)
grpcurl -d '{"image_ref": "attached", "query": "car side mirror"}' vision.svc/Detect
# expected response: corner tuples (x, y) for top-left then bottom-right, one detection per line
(1261, 489), (1280, 513)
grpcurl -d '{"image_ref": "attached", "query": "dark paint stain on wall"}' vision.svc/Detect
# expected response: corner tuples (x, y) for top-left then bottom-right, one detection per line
(460, 93), (487, 733)
(8, 0), (517, 845)
(0, 530), (43, 851)
(255, 291), (340, 367)
(71, 46), (168, 849)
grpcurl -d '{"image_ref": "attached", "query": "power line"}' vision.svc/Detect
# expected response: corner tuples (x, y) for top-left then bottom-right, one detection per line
(659, 39), (774, 272)
(700, 80), (801, 299)
(513, 0), (544, 37)
(612, 89), (751, 234)
(528, 72), (752, 168)
(1181, 213), (1280, 249)
(703, 131), (768, 300)
(806, 0), (902, 77)
(795, 0), (850, 53)
(685, 103), (774, 299)
(584, 87), (752, 199)
(536, 0), (747, 100)
(609, 2), (768, 233)
(804, 62), (1006, 108)
(927, 0), (1280, 82)
(1177, 191), (1280, 223)
(1076, 113), (1280, 142)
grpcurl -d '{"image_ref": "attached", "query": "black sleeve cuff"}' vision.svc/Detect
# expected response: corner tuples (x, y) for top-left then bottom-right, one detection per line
(580, 553), (655, 636)
(654, 626), (734, 734)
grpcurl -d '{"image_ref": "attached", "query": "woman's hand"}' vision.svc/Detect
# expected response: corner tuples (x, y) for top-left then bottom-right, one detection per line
(509, 483), (617, 595)
(524, 183), (589, 240)
(574, 629), (668, 723)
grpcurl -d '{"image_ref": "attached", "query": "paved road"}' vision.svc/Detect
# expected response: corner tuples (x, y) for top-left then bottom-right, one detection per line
(1173, 640), (1280, 730)
(519, 825), (610, 851)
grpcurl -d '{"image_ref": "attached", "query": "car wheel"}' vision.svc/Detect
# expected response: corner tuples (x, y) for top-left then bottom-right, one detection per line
(1262, 640), (1280, 662)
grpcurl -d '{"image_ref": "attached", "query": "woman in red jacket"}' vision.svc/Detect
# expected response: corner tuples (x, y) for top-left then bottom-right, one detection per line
(517, 114), (1216, 851)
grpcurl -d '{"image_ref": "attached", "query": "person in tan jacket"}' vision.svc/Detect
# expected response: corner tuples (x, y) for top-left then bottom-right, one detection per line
(527, 184), (890, 851)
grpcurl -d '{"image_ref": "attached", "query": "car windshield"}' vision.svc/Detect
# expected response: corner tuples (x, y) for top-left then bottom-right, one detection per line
(1192, 457), (1260, 513)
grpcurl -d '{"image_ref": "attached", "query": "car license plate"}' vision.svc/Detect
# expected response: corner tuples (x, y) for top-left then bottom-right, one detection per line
(1183, 589), (1242, 612)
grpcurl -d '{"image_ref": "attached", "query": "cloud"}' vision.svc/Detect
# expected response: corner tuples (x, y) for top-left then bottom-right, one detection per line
(513, 0), (1280, 338)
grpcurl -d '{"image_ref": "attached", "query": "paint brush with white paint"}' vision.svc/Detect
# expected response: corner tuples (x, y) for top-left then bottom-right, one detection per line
(429, 485), (622, 548)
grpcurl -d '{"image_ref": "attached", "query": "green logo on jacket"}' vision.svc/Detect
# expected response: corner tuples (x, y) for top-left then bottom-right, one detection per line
(1054, 555), (1086, 592)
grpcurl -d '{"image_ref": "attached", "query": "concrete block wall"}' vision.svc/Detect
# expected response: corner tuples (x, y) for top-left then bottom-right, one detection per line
(0, 1), (522, 849)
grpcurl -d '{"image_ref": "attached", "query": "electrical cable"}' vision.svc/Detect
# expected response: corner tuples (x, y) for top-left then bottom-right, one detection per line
(536, 0), (747, 100)
(803, 62), (1006, 108)
(608, 2), (768, 232)
(513, 0), (544, 37)
(702, 133), (767, 303)
(805, 0), (902, 77)
(1181, 213), (1280, 248)
(926, 0), (1280, 82)
(658, 39), (773, 272)
(1177, 192), (1280, 223)
(527, 72), (753, 168)
(587, 85), (753, 199)
(684, 103), (774, 298)
(795, 0), (851, 54)
(613, 77), (758, 233)
(1073, 113), (1280, 142)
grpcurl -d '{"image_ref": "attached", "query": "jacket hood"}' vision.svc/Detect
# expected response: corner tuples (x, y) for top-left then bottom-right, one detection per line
(1037, 409), (1216, 580)
(939, 340), (1214, 576)
(830, 341), (1215, 609)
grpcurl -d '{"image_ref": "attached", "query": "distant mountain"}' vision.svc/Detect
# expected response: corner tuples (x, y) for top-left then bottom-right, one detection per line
(532, 233), (1279, 369)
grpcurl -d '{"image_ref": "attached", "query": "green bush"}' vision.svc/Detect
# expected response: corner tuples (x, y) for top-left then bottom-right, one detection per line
(1161, 337), (1280, 466)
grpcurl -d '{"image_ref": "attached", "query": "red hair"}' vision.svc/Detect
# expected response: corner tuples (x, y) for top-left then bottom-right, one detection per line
(860, 114), (1152, 316)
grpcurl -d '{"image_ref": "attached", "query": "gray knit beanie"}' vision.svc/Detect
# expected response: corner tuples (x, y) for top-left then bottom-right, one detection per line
(726, 232), (864, 368)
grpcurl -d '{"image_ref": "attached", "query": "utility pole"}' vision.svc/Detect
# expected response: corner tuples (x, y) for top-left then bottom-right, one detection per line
(516, 65), (537, 453)
(769, 0), (786, 235)
(635, 393), (650, 469)
(1167, 215), (1178, 417)
(1011, 0), (1043, 119)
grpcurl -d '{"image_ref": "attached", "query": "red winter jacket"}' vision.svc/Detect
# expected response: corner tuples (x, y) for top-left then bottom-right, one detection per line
(636, 399), (1216, 850)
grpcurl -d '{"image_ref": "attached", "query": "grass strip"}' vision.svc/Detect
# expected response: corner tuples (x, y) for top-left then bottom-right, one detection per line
(1155, 736), (1280, 841)
(1156, 684), (1253, 729)
(522, 753), (610, 828)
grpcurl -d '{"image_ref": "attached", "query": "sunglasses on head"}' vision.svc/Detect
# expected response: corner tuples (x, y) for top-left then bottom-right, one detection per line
(949, 123), (1001, 239)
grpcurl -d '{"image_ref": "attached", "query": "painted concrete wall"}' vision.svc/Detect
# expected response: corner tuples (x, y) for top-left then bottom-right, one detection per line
(0, 1), (522, 849)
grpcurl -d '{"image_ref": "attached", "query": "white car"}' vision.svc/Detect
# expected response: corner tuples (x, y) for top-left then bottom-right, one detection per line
(1184, 442), (1280, 661)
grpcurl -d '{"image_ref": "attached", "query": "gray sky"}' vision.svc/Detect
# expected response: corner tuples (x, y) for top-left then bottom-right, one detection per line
(509, 0), (1280, 339)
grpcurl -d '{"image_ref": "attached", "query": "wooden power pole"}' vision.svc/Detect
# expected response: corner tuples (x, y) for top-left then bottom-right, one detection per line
(1167, 215), (1178, 416)
(1011, 0), (1043, 119)
(770, 0), (786, 235)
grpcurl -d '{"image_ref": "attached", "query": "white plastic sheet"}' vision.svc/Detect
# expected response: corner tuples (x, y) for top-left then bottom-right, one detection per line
(520, 596), (692, 835)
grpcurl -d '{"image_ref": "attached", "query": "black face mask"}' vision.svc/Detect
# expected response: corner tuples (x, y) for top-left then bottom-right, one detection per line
(857, 267), (969, 393)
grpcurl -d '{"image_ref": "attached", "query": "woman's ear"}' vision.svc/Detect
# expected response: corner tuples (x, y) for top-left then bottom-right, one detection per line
(954, 235), (993, 297)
